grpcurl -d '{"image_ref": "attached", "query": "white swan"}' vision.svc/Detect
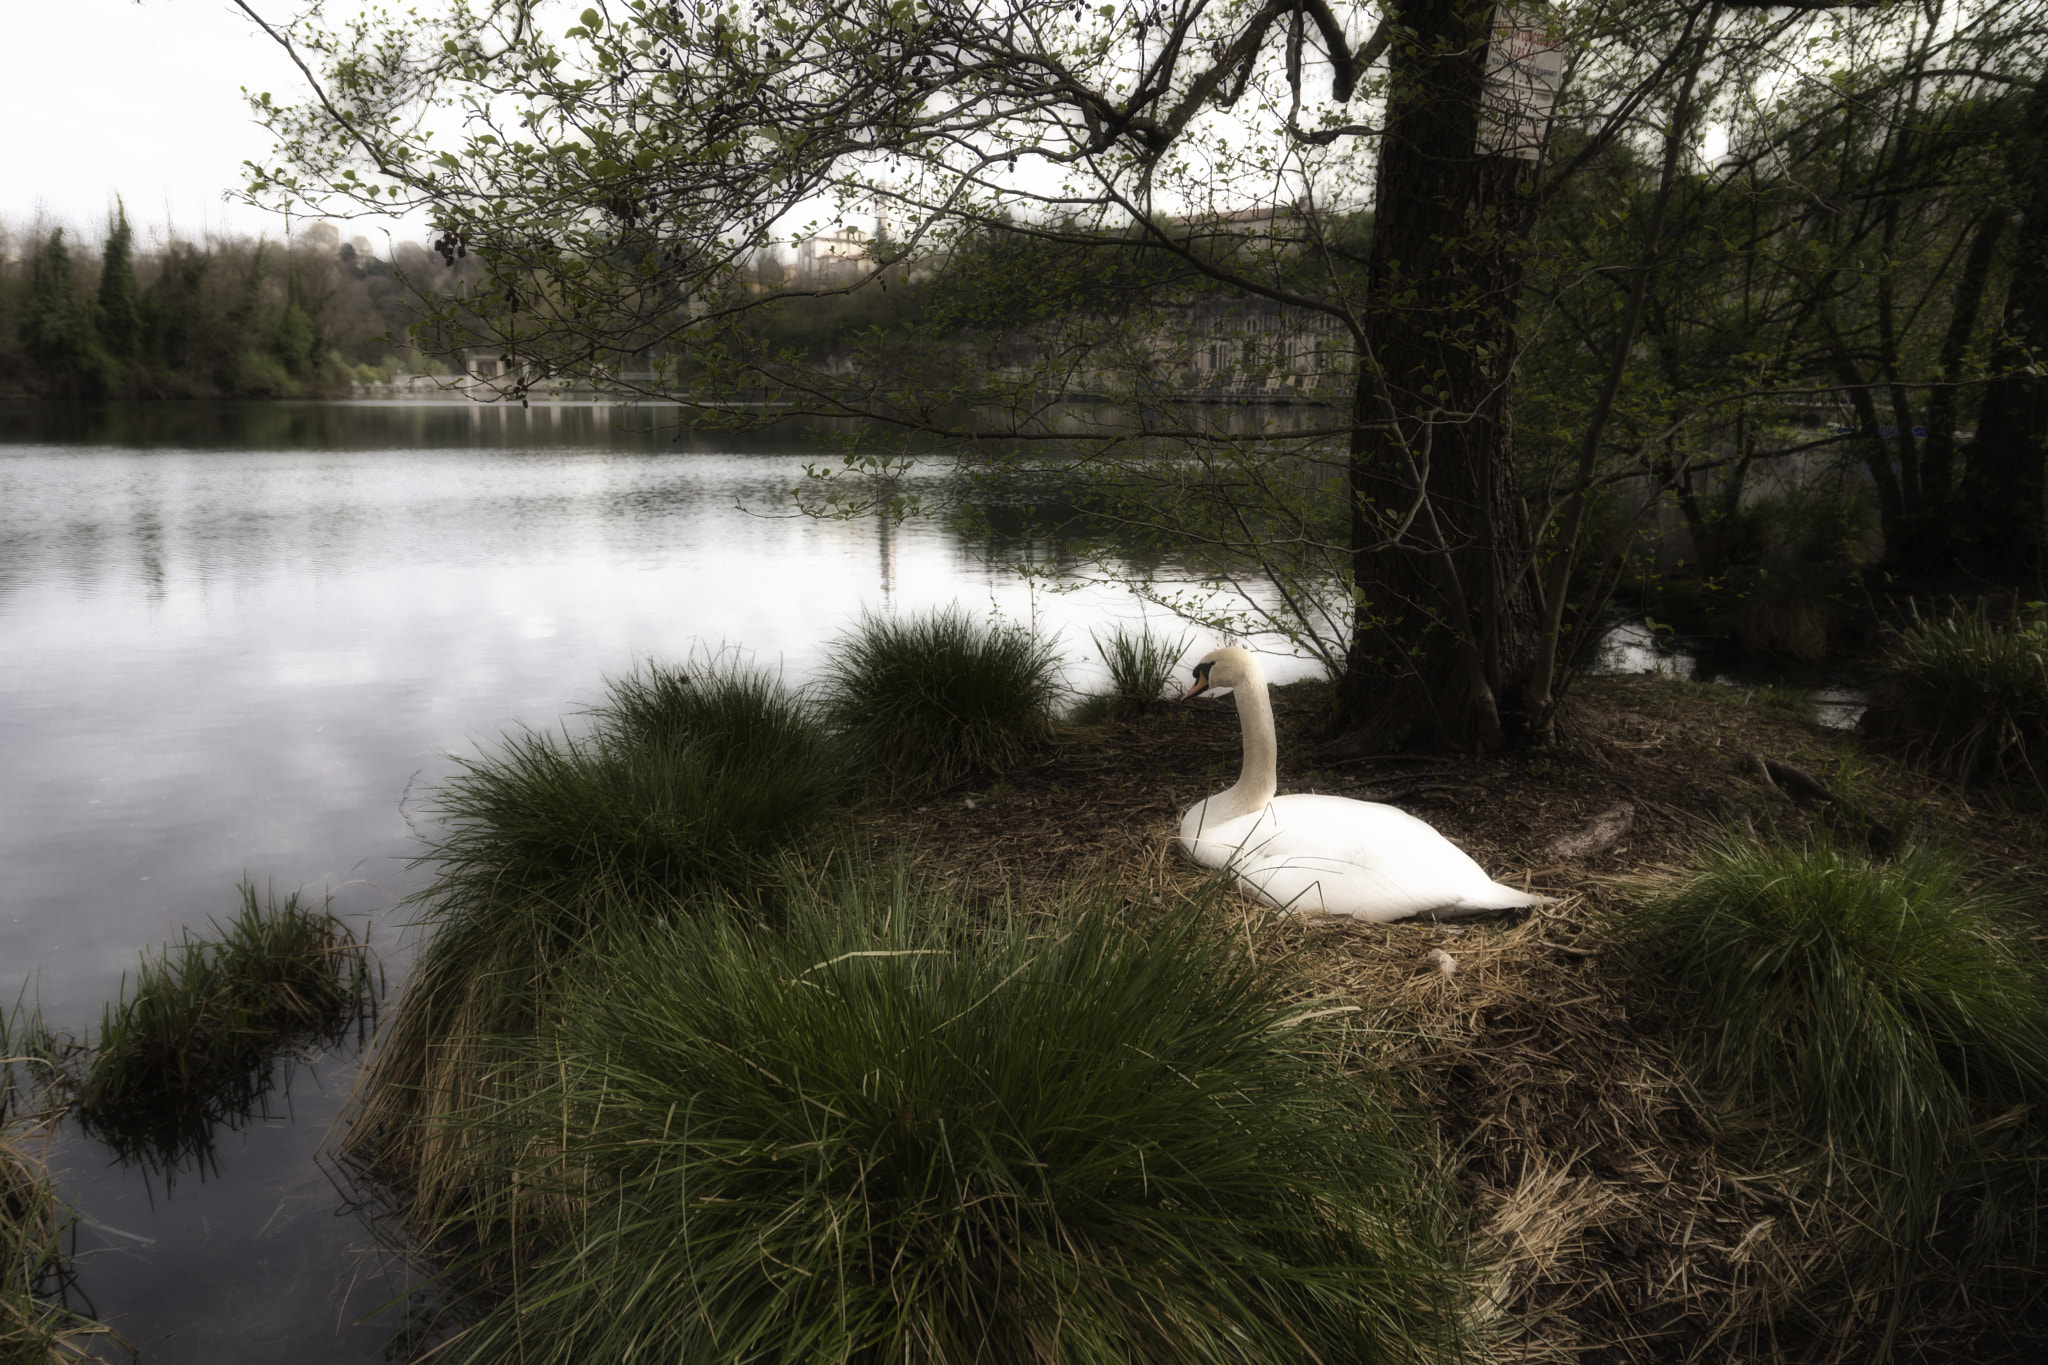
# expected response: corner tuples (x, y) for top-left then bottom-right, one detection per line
(1178, 647), (1537, 923)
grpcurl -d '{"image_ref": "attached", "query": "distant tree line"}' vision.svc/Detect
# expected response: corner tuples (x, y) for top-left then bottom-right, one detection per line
(0, 206), (482, 400)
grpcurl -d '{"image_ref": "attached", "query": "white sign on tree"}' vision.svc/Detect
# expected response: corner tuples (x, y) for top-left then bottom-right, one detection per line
(1478, 5), (1565, 162)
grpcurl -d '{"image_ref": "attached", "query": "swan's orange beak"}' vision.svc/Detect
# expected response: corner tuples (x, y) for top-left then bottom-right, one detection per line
(1180, 661), (1212, 701)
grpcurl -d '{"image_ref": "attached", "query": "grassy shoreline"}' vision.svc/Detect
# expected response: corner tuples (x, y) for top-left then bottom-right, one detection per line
(14, 634), (2045, 1361)
(336, 645), (2048, 1363)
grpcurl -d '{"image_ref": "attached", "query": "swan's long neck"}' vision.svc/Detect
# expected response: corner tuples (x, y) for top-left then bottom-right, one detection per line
(1218, 665), (1278, 821)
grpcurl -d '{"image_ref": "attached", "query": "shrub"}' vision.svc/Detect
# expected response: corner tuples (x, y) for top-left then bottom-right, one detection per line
(77, 881), (377, 1177)
(1875, 602), (2048, 785)
(817, 607), (1060, 797)
(427, 875), (1465, 1365)
(1633, 836), (2048, 1334)
(344, 661), (842, 1207)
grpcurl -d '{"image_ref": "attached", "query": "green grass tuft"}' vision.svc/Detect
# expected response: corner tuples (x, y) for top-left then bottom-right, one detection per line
(1877, 602), (2048, 785)
(77, 881), (377, 1177)
(1747, 682), (1809, 713)
(817, 607), (1061, 797)
(1084, 623), (1191, 720)
(426, 873), (1465, 1365)
(344, 660), (843, 1209)
(1633, 835), (2048, 1334)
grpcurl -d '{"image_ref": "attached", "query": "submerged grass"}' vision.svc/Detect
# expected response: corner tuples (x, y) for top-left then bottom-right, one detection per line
(346, 660), (843, 1208)
(78, 882), (376, 1176)
(1631, 835), (2048, 1341)
(817, 607), (1060, 797)
(424, 871), (1466, 1365)
(1877, 602), (2048, 786)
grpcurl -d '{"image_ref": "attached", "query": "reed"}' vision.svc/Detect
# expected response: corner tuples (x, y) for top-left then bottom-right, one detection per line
(424, 873), (1466, 1365)
(343, 661), (843, 1209)
(77, 882), (375, 1174)
(816, 607), (1060, 796)
(1633, 835), (2048, 1337)
(1877, 602), (2048, 785)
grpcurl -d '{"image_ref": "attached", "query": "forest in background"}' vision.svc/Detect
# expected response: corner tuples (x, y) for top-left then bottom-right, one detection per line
(0, 208), (485, 401)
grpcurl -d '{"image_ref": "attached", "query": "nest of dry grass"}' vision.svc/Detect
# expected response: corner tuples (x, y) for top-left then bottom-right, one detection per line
(859, 674), (2048, 1363)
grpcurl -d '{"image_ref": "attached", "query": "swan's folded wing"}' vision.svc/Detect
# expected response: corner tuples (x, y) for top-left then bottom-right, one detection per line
(1234, 855), (1450, 923)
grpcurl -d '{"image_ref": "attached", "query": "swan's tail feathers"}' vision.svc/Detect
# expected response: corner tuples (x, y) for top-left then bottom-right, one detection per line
(1412, 883), (1541, 922)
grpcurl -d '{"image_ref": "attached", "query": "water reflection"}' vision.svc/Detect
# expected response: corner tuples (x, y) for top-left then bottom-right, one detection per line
(1591, 620), (1868, 729)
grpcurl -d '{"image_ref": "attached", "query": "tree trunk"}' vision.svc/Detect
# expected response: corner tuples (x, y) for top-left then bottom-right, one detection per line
(1962, 77), (2048, 577)
(1332, 0), (1540, 752)
(1913, 207), (2008, 570)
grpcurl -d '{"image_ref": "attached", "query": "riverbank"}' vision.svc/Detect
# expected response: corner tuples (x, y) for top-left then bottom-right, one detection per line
(864, 672), (2048, 1362)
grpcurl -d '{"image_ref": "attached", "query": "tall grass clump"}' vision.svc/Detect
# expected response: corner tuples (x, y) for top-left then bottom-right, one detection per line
(1876, 602), (2048, 785)
(1076, 623), (1191, 722)
(426, 875), (1465, 1365)
(4, 1007), (123, 1362)
(346, 661), (841, 1206)
(2, 1132), (120, 1364)
(1633, 836), (2048, 1337)
(77, 882), (376, 1176)
(817, 607), (1060, 797)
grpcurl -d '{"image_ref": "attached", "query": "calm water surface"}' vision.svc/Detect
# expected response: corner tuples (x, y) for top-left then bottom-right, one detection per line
(1, 401), (1246, 1361)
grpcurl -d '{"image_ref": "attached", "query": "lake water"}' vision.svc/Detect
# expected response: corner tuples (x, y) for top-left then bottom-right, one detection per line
(2, 400), (1268, 1362)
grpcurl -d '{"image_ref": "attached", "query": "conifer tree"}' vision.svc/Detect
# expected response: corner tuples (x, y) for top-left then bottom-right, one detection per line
(23, 228), (95, 376)
(97, 201), (141, 359)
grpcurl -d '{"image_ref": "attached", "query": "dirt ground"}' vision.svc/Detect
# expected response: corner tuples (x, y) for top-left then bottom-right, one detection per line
(867, 674), (2048, 1363)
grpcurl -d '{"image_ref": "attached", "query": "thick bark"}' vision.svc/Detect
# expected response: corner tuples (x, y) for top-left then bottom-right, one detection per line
(1911, 207), (2008, 568)
(1962, 79), (2048, 576)
(1332, 0), (1540, 752)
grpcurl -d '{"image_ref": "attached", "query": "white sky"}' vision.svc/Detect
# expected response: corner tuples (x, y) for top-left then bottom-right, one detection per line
(1, 0), (332, 245)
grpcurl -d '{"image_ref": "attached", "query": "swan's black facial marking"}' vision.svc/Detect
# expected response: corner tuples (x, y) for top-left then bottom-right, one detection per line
(1180, 659), (1213, 702)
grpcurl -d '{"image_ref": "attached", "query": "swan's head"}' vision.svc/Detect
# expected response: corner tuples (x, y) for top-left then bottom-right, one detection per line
(1181, 646), (1263, 701)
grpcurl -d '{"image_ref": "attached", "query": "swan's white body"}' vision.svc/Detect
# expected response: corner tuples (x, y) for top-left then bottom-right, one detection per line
(1178, 648), (1536, 923)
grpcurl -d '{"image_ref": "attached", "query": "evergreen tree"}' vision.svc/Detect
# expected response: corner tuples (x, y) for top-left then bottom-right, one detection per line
(97, 201), (141, 359)
(22, 228), (96, 379)
(230, 241), (267, 327)
(142, 242), (209, 371)
(275, 301), (315, 375)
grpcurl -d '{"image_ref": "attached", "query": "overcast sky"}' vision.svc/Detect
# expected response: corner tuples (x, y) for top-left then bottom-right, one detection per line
(3, 1), (350, 246)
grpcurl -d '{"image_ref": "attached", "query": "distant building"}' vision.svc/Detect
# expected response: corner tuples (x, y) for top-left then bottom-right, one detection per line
(1182, 300), (1347, 398)
(792, 226), (876, 287)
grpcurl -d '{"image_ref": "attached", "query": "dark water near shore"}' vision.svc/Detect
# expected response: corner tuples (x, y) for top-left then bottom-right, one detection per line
(4, 400), (1285, 1361)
